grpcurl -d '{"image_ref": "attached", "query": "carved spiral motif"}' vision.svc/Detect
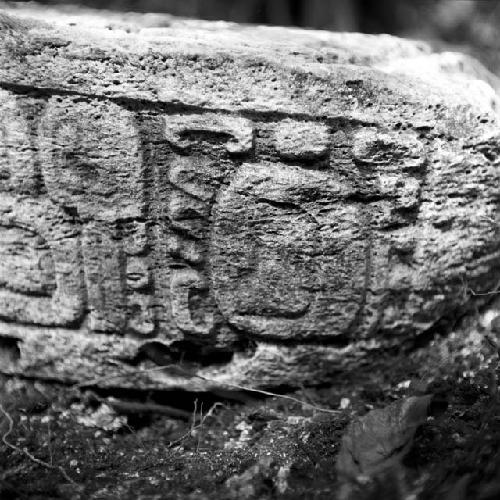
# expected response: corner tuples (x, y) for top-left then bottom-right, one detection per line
(1, 87), (498, 357)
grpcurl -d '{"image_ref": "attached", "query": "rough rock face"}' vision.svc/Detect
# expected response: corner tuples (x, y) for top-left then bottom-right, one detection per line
(0, 3), (500, 390)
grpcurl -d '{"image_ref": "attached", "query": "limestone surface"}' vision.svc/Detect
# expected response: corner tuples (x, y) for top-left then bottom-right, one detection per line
(0, 3), (500, 390)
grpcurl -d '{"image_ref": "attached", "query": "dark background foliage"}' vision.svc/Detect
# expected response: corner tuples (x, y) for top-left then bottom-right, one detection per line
(7, 0), (496, 35)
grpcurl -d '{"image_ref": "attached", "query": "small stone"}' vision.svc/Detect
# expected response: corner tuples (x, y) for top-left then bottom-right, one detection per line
(76, 404), (126, 432)
(340, 398), (351, 410)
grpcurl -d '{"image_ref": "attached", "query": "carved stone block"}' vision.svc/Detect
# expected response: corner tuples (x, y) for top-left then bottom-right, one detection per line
(0, 4), (499, 389)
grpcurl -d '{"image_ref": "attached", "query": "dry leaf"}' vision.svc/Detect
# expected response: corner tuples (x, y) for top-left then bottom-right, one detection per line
(337, 395), (432, 479)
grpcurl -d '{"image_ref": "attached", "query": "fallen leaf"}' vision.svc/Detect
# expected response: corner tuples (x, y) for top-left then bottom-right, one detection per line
(336, 395), (432, 479)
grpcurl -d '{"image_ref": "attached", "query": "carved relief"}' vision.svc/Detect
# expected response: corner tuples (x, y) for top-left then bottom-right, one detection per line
(170, 268), (213, 335)
(0, 195), (85, 326)
(273, 119), (330, 160)
(165, 113), (254, 154)
(163, 113), (255, 338)
(38, 97), (155, 334)
(0, 89), (42, 195)
(210, 162), (370, 340)
(0, 93), (432, 345)
(0, 95), (434, 345)
(123, 221), (155, 336)
(0, 226), (56, 296)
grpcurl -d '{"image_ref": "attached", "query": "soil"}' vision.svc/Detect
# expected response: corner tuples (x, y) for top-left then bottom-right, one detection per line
(2, 315), (500, 499)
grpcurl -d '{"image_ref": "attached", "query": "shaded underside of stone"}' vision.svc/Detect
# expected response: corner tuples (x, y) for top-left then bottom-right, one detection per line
(0, 3), (500, 390)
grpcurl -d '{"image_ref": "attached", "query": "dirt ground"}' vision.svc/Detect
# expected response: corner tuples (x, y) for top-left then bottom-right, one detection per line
(2, 312), (500, 500)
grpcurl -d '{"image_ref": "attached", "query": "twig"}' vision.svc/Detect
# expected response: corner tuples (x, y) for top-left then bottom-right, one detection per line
(191, 398), (198, 432)
(167, 402), (228, 448)
(47, 418), (53, 466)
(124, 423), (146, 450)
(196, 375), (341, 415)
(196, 401), (203, 453)
(467, 287), (500, 297)
(460, 274), (500, 298)
(87, 390), (193, 420)
(0, 403), (76, 485)
(106, 397), (192, 420)
(75, 364), (340, 415)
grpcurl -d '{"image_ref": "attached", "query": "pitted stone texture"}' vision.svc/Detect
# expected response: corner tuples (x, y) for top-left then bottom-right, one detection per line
(273, 120), (330, 160)
(0, 4), (500, 390)
(210, 163), (369, 341)
(0, 194), (84, 326)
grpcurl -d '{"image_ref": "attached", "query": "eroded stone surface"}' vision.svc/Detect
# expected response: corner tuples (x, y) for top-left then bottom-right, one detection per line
(0, 4), (500, 389)
(210, 163), (369, 341)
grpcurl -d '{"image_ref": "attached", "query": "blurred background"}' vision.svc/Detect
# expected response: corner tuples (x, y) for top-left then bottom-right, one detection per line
(10, 0), (500, 73)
